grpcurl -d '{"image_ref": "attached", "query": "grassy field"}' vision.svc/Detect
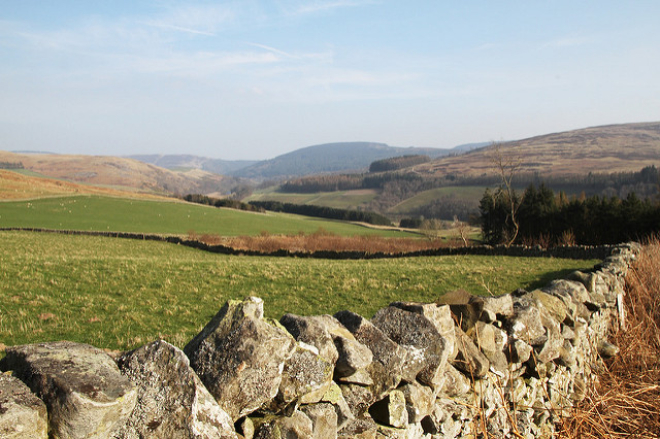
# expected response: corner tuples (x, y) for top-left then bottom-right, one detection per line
(247, 188), (378, 210)
(0, 195), (412, 237)
(388, 186), (488, 214)
(0, 230), (600, 352)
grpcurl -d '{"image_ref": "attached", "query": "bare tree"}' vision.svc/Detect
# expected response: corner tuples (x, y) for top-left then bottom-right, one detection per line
(488, 142), (524, 247)
(452, 215), (470, 247)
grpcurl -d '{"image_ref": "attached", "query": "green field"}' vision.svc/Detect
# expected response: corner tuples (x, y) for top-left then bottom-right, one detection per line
(247, 189), (378, 210)
(0, 195), (410, 237)
(389, 186), (489, 214)
(0, 230), (600, 352)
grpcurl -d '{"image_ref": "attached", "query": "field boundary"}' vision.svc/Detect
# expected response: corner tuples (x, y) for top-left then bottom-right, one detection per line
(1, 227), (615, 260)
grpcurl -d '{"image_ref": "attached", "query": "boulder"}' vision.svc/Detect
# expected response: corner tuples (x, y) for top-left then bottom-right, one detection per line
(280, 313), (373, 380)
(334, 311), (408, 396)
(184, 297), (297, 421)
(0, 341), (136, 439)
(390, 302), (456, 361)
(280, 314), (340, 364)
(0, 373), (48, 438)
(277, 342), (334, 406)
(115, 340), (237, 438)
(333, 336), (373, 380)
(371, 306), (450, 390)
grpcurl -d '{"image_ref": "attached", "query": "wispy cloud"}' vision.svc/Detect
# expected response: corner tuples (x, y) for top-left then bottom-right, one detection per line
(287, 0), (376, 16)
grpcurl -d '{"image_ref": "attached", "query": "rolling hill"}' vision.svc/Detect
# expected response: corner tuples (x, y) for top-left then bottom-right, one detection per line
(230, 142), (451, 180)
(127, 154), (257, 175)
(414, 122), (660, 178)
(0, 151), (239, 196)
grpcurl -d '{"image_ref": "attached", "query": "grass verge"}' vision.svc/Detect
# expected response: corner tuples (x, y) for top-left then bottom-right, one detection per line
(559, 236), (660, 438)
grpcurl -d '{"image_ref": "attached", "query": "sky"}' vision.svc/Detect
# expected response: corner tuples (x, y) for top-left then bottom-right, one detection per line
(1, 1), (659, 160)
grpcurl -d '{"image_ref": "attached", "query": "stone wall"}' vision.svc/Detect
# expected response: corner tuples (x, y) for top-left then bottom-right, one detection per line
(0, 243), (639, 438)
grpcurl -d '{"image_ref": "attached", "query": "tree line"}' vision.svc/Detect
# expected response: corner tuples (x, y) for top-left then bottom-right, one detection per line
(248, 201), (393, 226)
(369, 155), (431, 173)
(182, 194), (264, 212)
(480, 182), (660, 246)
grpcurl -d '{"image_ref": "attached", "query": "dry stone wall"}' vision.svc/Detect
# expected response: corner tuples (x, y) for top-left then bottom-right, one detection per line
(0, 243), (639, 438)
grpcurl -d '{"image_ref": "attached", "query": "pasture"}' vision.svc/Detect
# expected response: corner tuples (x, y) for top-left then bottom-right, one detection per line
(0, 195), (411, 237)
(0, 230), (600, 352)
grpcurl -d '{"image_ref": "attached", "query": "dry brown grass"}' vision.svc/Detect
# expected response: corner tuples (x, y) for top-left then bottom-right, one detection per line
(190, 229), (460, 254)
(559, 236), (660, 438)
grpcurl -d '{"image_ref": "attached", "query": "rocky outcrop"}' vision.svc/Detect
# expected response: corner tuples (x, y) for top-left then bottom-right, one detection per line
(0, 242), (640, 438)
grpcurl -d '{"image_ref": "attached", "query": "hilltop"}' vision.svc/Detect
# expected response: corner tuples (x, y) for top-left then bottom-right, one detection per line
(414, 122), (660, 177)
(230, 142), (452, 180)
(127, 154), (257, 175)
(0, 151), (240, 197)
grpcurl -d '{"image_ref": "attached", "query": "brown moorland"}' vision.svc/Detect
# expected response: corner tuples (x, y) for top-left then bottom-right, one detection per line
(414, 122), (660, 178)
(0, 151), (230, 195)
(0, 169), (171, 201)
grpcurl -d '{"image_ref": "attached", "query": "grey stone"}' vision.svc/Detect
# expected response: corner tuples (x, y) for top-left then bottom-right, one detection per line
(542, 279), (591, 306)
(0, 341), (137, 439)
(371, 306), (450, 390)
(280, 314), (341, 364)
(251, 410), (314, 438)
(452, 326), (490, 378)
(507, 339), (533, 364)
(468, 321), (509, 375)
(339, 383), (376, 421)
(334, 336), (374, 379)
(368, 390), (407, 428)
(440, 364), (472, 397)
(480, 294), (515, 319)
(530, 290), (568, 323)
(334, 311), (407, 396)
(399, 381), (434, 423)
(321, 382), (354, 431)
(0, 373), (48, 439)
(390, 302), (456, 361)
(300, 403), (338, 439)
(278, 342), (334, 406)
(184, 297), (297, 421)
(506, 305), (546, 345)
(115, 340), (237, 439)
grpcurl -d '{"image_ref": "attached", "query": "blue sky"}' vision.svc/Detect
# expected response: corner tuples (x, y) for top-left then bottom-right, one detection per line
(1, 1), (658, 160)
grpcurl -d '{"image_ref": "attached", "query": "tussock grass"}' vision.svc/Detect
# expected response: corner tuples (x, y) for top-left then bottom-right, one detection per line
(559, 236), (660, 438)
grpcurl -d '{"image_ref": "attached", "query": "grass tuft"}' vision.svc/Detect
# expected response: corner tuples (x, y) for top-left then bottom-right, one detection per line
(558, 235), (660, 438)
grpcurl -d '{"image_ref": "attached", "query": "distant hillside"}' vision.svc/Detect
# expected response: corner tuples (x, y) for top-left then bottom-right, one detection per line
(0, 151), (238, 196)
(415, 122), (660, 177)
(0, 169), (171, 201)
(128, 154), (257, 175)
(231, 142), (449, 180)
